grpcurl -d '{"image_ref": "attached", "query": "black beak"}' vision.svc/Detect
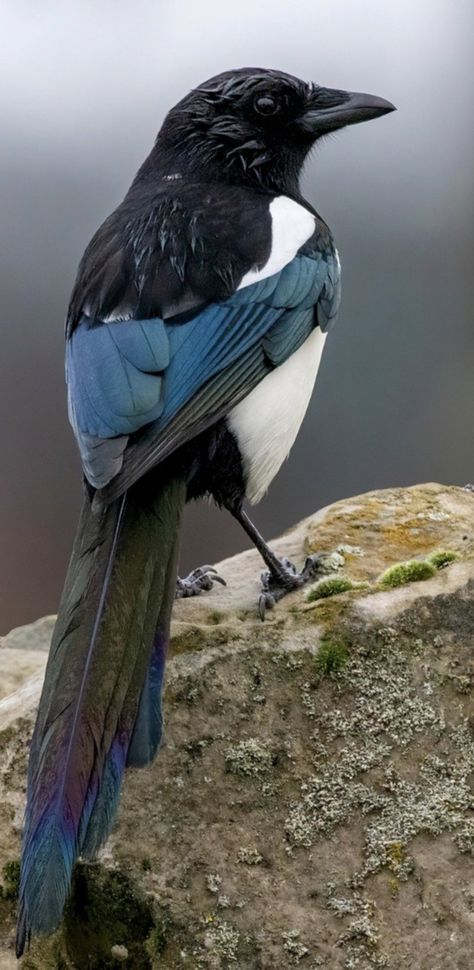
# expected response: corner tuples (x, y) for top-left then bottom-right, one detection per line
(300, 87), (396, 136)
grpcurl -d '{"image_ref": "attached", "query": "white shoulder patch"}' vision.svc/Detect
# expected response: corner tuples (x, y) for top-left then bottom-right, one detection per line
(238, 196), (315, 291)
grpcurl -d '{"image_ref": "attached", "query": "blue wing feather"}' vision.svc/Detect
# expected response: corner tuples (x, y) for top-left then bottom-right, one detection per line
(66, 252), (340, 488)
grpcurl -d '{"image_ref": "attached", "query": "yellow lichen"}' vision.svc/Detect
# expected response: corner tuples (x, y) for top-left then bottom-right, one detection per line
(388, 877), (400, 899)
(386, 842), (404, 868)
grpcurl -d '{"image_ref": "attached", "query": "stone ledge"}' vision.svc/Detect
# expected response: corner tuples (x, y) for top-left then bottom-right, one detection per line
(0, 483), (473, 969)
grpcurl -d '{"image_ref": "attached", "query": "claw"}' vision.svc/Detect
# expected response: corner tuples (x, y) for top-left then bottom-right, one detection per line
(212, 574), (227, 586)
(175, 564), (226, 599)
(256, 549), (342, 617)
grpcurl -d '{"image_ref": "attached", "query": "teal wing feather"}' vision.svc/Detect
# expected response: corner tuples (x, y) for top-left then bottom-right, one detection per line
(67, 251), (340, 498)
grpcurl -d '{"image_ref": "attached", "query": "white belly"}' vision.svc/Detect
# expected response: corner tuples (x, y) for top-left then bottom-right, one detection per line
(228, 327), (326, 505)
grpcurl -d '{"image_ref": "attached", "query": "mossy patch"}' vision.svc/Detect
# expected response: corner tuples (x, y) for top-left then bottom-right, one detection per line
(0, 859), (20, 901)
(427, 549), (460, 569)
(145, 913), (174, 959)
(315, 639), (349, 678)
(378, 559), (436, 588)
(306, 577), (354, 602)
(63, 863), (154, 969)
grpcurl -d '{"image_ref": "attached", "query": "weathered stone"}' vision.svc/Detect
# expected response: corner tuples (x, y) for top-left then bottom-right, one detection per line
(1, 616), (55, 653)
(0, 484), (473, 969)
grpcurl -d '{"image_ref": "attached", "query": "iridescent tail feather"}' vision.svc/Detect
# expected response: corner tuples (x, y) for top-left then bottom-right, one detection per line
(16, 471), (185, 956)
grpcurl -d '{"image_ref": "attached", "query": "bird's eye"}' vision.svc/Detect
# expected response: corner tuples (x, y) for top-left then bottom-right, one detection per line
(254, 95), (279, 116)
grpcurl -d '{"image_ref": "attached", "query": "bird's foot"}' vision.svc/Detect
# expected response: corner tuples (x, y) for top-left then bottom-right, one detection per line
(258, 552), (338, 620)
(175, 565), (226, 599)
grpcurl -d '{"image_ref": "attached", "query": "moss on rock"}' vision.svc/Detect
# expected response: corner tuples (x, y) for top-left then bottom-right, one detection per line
(62, 863), (154, 969)
(378, 558), (436, 588)
(306, 576), (354, 602)
(315, 639), (349, 678)
(427, 549), (460, 569)
(1, 859), (20, 901)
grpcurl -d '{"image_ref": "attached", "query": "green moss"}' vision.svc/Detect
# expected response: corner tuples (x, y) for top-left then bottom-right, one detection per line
(378, 559), (436, 589)
(1, 859), (20, 901)
(145, 915), (173, 958)
(428, 549), (460, 569)
(315, 639), (349, 678)
(63, 863), (154, 969)
(306, 577), (354, 602)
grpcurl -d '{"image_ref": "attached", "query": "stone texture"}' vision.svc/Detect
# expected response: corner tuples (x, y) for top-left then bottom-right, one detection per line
(0, 484), (473, 969)
(1, 616), (55, 653)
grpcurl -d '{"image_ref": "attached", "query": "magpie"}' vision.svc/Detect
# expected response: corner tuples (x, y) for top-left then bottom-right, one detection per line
(16, 67), (394, 953)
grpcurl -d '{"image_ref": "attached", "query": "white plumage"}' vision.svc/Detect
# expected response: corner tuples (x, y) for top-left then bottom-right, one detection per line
(238, 195), (315, 290)
(229, 193), (325, 504)
(229, 327), (326, 503)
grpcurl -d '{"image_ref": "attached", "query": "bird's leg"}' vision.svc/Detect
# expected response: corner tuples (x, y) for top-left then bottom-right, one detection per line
(175, 565), (226, 599)
(231, 507), (330, 619)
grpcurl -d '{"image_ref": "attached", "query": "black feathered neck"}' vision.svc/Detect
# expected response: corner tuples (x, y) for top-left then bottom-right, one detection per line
(132, 68), (315, 198)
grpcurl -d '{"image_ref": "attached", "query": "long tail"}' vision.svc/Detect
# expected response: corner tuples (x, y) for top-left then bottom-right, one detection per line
(16, 469), (186, 955)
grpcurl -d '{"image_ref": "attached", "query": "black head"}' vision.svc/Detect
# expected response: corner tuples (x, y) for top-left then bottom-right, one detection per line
(145, 67), (395, 195)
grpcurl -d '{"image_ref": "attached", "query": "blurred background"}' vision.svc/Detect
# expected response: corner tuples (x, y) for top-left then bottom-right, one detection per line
(0, 0), (472, 632)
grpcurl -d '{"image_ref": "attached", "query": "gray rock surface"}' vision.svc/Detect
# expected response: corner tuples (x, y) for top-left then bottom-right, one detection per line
(0, 484), (473, 968)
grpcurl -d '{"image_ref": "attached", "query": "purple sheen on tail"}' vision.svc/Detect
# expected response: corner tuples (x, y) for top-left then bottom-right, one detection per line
(81, 732), (129, 858)
(16, 497), (128, 955)
(16, 475), (186, 958)
(126, 628), (168, 767)
(17, 788), (89, 952)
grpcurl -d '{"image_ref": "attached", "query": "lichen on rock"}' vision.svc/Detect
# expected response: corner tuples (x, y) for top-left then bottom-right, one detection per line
(0, 483), (473, 968)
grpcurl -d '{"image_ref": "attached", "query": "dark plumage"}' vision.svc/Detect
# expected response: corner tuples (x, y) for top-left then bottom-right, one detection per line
(17, 67), (394, 954)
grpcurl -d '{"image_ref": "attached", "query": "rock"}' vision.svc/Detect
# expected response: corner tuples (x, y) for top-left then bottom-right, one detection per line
(0, 616), (54, 702)
(0, 650), (47, 703)
(0, 483), (473, 969)
(1, 616), (55, 652)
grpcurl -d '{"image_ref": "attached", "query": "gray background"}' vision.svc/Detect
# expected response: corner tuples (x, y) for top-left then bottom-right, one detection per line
(1, 0), (472, 632)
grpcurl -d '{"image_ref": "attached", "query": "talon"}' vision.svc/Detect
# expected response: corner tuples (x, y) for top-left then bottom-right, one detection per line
(255, 549), (338, 613)
(175, 564), (226, 598)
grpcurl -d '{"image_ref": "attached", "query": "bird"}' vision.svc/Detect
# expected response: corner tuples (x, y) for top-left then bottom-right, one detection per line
(16, 67), (395, 954)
